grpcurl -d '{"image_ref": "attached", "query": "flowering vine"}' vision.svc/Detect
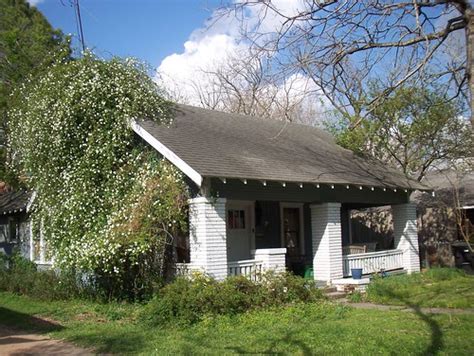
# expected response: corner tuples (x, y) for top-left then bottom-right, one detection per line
(8, 55), (188, 298)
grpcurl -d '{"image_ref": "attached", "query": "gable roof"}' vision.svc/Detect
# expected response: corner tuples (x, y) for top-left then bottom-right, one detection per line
(0, 190), (31, 215)
(133, 104), (428, 191)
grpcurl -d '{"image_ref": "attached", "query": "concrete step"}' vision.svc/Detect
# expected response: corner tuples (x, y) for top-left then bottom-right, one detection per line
(324, 291), (347, 299)
(322, 286), (337, 293)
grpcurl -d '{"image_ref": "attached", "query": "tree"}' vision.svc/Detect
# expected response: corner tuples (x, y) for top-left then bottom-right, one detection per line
(329, 86), (471, 182)
(0, 0), (71, 183)
(158, 52), (325, 125)
(220, 1), (473, 129)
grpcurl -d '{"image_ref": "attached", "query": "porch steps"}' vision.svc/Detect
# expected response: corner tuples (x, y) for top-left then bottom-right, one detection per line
(322, 287), (347, 300)
(324, 291), (347, 299)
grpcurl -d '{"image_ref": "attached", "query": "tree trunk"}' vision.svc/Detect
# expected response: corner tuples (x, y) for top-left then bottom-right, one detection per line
(467, 9), (474, 132)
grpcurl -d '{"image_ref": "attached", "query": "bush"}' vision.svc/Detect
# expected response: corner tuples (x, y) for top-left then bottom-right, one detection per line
(0, 253), (85, 300)
(348, 291), (363, 303)
(142, 272), (324, 326)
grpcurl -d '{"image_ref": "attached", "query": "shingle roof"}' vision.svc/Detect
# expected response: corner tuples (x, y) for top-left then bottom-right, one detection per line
(137, 104), (428, 190)
(0, 190), (31, 215)
(412, 169), (474, 207)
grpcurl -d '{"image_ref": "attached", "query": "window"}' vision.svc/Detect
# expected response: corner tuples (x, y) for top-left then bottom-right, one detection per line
(0, 218), (20, 243)
(0, 224), (7, 243)
(8, 218), (19, 243)
(228, 209), (245, 229)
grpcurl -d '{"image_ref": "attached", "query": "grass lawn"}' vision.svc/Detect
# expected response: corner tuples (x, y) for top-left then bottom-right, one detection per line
(1, 291), (474, 355)
(365, 268), (474, 309)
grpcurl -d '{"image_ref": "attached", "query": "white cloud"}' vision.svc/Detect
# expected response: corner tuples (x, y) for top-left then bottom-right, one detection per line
(242, 0), (307, 33)
(156, 0), (327, 123)
(157, 34), (245, 105)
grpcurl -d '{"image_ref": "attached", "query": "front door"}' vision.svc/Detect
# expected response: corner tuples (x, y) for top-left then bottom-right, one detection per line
(282, 205), (303, 272)
(227, 202), (253, 261)
(283, 207), (301, 257)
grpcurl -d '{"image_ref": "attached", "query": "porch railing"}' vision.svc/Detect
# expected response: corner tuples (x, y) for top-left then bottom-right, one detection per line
(343, 249), (404, 277)
(175, 262), (191, 276)
(228, 259), (264, 281)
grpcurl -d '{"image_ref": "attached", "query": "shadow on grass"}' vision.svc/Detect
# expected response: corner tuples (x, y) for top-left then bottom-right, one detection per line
(375, 286), (444, 355)
(225, 329), (312, 355)
(64, 328), (147, 354)
(0, 307), (64, 335)
(179, 323), (312, 355)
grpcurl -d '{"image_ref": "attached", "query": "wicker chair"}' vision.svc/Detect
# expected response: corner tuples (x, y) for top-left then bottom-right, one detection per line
(342, 244), (367, 255)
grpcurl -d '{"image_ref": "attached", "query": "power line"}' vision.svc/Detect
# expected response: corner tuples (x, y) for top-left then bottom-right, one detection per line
(73, 0), (86, 52)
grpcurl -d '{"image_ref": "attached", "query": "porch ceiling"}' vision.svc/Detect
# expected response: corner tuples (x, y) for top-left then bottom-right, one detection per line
(136, 104), (429, 191)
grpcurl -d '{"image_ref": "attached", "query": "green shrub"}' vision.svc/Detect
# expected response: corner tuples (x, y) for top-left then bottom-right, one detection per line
(142, 272), (324, 326)
(348, 291), (363, 303)
(0, 253), (85, 300)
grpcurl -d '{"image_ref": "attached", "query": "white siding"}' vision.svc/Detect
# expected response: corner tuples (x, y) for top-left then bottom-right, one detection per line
(188, 197), (228, 280)
(310, 203), (343, 282)
(392, 203), (420, 273)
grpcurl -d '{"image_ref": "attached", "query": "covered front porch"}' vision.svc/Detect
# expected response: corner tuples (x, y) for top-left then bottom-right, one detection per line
(183, 178), (421, 284)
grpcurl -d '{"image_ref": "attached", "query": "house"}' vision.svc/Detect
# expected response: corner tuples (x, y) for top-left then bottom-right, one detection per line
(414, 169), (473, 267)
(0, 189), (54, 269)
(0, 190), (31, 259)
(348, 168), (473, 269)
(131, 104), (429, 284)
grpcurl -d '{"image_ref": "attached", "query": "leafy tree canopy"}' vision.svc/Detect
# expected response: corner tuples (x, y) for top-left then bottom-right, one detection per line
(329, 86), (472, 182)
(8, 55), (188, 299)
(0, 0), (71, 183)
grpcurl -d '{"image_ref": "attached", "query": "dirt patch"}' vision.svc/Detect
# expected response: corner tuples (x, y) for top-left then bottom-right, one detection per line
(0, 325), (93, 355)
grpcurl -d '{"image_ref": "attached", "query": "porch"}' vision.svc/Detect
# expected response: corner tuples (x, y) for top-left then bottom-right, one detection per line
(182, 180), (420, 284)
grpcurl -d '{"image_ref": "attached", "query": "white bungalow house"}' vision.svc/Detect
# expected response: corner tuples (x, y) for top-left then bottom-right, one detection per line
(132, 104), (429, 284)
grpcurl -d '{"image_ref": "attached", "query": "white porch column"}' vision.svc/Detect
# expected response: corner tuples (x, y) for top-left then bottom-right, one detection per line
(392, 203), (420, 274)
(188, 197), (228, 280)
(310, 203), (343, 283)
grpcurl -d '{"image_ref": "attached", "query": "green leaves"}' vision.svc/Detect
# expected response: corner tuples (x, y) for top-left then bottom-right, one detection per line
(331, 86), (471, 181)
(0, 0), (71, 184)
(8, 55), (188, 299)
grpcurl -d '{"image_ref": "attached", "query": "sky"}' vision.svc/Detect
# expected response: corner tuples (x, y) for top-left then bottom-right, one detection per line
(28, 0), (462, 122)
(32, 0), (221, 67)
(27, 0), (330, 119)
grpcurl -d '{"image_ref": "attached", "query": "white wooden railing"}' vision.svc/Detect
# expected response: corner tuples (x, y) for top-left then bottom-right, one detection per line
(228, 259), (264, 281)
(343, 249), (404, 277)
(173, 248), (286, 281)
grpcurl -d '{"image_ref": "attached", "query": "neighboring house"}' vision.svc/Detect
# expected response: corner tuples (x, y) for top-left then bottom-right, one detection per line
(131, 104), (429, 284)
(347, 169), (473, 268)
(0, 190), (31, 259)
(0, 189), (52, 268)
(414, 169), (474, 267)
